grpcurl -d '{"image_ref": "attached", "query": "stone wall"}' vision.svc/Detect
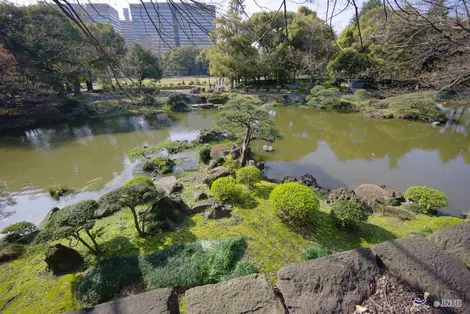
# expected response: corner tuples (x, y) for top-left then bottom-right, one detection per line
(68, 221), (470, 314)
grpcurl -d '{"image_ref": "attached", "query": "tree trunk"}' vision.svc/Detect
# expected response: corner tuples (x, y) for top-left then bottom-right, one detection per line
(74, 234), (97, 255)
(73, 80), (81, 96)
(85, 229), (101, 254)
(86, 70), (93, 91)
(130, 207), (145, 237)
(239, 128), (252, 167)
(304, 75), (315, 103)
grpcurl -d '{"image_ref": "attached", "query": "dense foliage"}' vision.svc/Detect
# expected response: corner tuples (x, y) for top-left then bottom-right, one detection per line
(102, 179), (161, 236)
(330, 200), (371, 228)
(404, 186), (448, 214)
(215, 96), (283, 166)
(299, 243), (331, 261)
(199, 146), (211, 164)
(44, 200), (101, 254)
(210, 177), (242, 203)
(269, 182), (319, 222)
(75, 237), (252, 304)
(305, 86), (342, 109)
(1, 221), (37, 242)
(236, 166), (261, 187)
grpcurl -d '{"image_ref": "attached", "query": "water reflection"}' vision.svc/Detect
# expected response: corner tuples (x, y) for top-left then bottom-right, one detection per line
(1, 107), (470, 227)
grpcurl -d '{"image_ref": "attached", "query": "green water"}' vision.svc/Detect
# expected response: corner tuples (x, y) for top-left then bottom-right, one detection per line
(0, 106), (469, 228)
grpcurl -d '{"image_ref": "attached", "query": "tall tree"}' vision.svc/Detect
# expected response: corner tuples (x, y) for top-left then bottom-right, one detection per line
(162, 46), (208, 76)
(214, 96), (283, 167)
(124, 43), (162, 87)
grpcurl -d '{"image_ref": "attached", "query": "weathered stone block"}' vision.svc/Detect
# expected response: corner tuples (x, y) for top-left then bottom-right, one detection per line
(428, 221), (470, 267)
(372, 235), (470, 307)
(277, 248), (379, 313)
(185, 274), (285, 314)
(67, 288), (179, 314)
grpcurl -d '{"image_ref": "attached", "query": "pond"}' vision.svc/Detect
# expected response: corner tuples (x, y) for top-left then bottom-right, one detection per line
(1, 106), (469, 229)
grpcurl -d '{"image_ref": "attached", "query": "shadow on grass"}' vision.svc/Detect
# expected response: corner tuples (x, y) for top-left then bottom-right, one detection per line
(290, 210), (396, 253)
(252, 184), (274, 200)
(100, 236), (139, 257)
(139, 216), (198, 254)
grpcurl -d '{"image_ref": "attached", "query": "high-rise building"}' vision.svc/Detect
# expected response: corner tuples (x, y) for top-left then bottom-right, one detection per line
(71, 3), (122, 34)
(121, 8), (134, 46)
(128, 2), (215, 55)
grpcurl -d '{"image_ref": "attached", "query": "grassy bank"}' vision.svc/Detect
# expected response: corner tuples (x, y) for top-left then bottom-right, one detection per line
(0, 167), (464, 313)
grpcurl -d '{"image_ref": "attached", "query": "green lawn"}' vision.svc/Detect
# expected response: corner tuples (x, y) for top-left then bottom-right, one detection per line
(0, 176), (464, 313)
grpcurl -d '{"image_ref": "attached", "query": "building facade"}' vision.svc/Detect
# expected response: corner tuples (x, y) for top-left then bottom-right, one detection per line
(71, 3), (122, 34)
(129, 2), (215, 55)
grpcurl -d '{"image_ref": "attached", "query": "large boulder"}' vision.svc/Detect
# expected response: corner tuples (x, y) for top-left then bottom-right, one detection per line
(372, 235), (470, 307)
(45, 244), (83, 275)
(202, 166), (230, 187)
(185, 274), (285, 314)
(380, 185), (405, 203)
(194, 190), (208, 202)
(299, 173), (318, 188)
(155, 176), (182, 195)
(354, 184), (388, 208)
(207, 156), (225, 170)
(192, 198), (217, 213)
(327, 187), (360, 204)
(195, 129), (226, 144)
(277, 248), (379, 314)
(67, 288), (179, 314)
(210, 144), (228, 159)
(151, 195), (192, 223)
(428, 221), (470, 267)
(204, 202), (232, 219)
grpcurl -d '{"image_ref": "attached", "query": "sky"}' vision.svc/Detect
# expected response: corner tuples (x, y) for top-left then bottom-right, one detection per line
(14, 0), (356, 31)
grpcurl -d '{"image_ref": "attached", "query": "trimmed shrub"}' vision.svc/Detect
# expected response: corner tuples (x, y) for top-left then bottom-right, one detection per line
(379, 92), (447, 122)
(269, 182), (319, 222)
(124, 176), (155, 188)
(404, 186), (448, 214)
(207, 93), (230, 105)
(211, 177), (242, 203)
(331, 200), (371, 228)
(199, 146), (211, 164)
(76, 237), (248, 304)
(402, 202), (427, 214)
(354, 89), (371, 100)
(236, 166), (261, 187)
(1, 221), (38, 242)
(299, 243), (331, 261)
(306, 86), (341, 109)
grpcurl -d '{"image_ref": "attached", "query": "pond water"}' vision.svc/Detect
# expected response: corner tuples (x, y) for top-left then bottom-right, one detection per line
(1, 106), (469, 229)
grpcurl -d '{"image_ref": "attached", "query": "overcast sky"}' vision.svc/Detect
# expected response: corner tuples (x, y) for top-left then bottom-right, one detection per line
(14, 0), (356, 31)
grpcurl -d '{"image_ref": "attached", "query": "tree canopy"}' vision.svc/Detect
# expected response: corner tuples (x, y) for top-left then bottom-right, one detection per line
(214, 96), (283, 166)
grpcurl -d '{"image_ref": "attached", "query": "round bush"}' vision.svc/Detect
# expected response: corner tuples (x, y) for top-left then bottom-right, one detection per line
(124, 176), (155, 188)
(199, 146), (211, 164)
(269, 182), (319, 222)
(354, 89), (371, 100)
(404, 186), (447, 214)
(236, 166), (261, 187)
(331, 200), (371, 228)
(210, 177), (242, 203)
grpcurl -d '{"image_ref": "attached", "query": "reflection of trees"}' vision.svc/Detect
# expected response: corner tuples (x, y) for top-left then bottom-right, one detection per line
(262, 108), (470, 168)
